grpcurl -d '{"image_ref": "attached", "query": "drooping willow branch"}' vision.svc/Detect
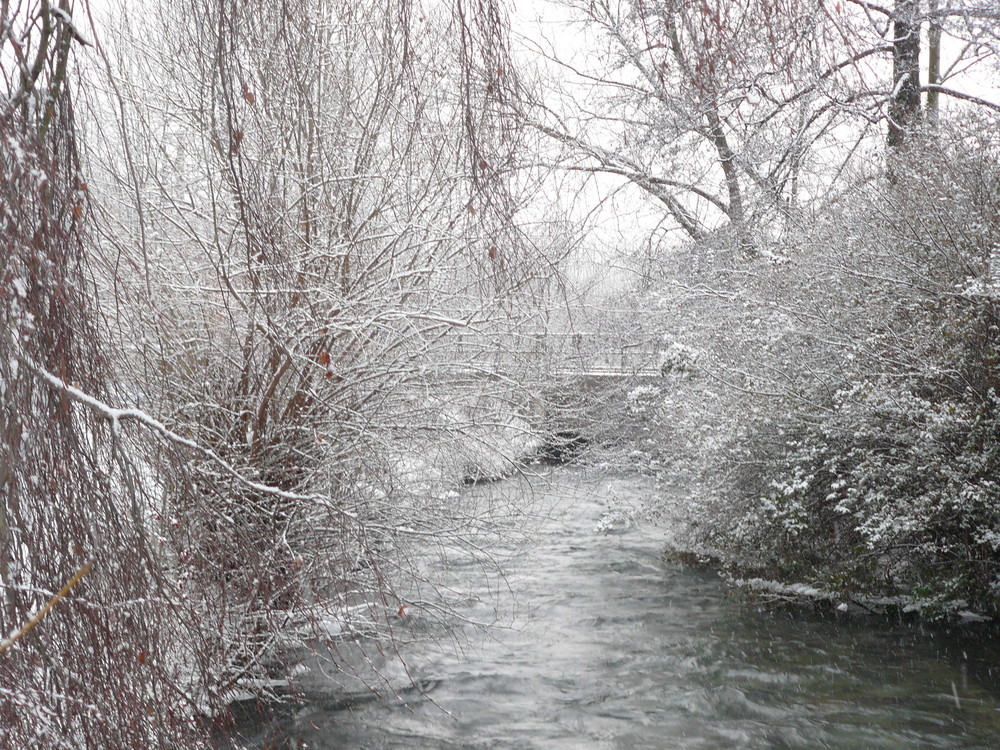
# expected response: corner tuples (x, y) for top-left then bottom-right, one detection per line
(13, 348), (362, 521)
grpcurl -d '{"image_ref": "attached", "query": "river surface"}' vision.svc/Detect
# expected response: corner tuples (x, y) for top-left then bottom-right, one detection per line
(239, 468), (1000, 749)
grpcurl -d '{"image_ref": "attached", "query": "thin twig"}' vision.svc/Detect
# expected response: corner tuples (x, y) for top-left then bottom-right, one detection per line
(0, 561), (93, 656)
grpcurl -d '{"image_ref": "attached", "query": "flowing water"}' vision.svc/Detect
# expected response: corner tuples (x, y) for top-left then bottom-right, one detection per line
(238, 468), (1000, 749)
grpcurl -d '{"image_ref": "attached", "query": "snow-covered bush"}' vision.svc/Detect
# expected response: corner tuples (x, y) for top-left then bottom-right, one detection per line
(658, 341), (699, 376)
(634, 120), (1000, 618)
(721, 378), (1000, 615)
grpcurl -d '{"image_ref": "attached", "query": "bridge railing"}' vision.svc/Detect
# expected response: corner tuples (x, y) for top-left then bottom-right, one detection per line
(541, 332), (662, 375)
(439, 330), (660, 376)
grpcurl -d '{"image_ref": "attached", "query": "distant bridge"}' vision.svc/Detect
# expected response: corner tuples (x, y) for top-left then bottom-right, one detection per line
(546, 332), (663, 377)
(447, 330), (665, 380)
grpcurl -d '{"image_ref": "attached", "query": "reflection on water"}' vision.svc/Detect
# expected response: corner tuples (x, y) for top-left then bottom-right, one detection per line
(234, 468), (1000, 749)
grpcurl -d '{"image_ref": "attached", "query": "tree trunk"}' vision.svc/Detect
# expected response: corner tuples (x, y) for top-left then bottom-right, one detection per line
(888, 0), (922, 151)
(927, 0), (941, 124)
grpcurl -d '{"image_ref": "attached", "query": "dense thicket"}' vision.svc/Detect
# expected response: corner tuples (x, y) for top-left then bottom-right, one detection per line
(625, 123), (1000, 617)
(1, 1), (563, 747)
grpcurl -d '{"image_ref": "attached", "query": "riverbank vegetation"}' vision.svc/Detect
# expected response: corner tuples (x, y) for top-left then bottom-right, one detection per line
(2, 1), (561, 747)
(661, 126), (1000, 620)
(532, 2), (1000, 619)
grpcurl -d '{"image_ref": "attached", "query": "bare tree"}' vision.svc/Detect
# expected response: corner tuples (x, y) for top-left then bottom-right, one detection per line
(524, 0), (999, 247)
(81, 0), (563, 711)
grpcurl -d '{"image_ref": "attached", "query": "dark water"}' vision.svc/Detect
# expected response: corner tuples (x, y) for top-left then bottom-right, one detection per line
(241, 469), (1000, 749)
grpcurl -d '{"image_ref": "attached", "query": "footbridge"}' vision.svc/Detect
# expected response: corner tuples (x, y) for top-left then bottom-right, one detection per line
(445, 330), (666, 381)
(459, 330), (668, 461)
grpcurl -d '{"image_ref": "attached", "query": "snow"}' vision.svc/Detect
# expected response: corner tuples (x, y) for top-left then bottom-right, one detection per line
(736, 578), (829, 601)
(49, 7), (93, 47)
(5, 135), (26, 165)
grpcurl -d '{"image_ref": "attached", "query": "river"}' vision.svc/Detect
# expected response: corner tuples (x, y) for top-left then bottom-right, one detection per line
(235, 467), (1000, 749)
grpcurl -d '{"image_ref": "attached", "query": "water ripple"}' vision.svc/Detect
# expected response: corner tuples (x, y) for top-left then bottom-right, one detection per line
(237, 468), (1000, 750)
